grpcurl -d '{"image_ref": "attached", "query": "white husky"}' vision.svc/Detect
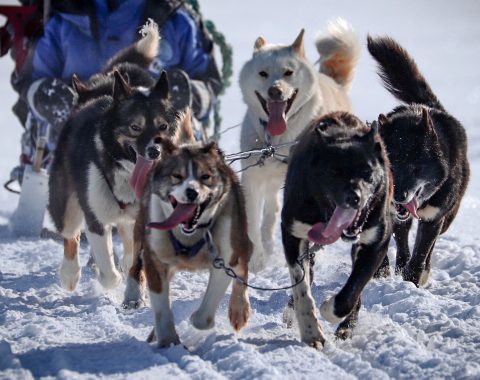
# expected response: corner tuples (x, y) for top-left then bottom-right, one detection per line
(239, 19), (361, 272)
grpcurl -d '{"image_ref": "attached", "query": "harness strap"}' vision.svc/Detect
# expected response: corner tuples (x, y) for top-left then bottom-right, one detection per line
(169, 231), (206, 257)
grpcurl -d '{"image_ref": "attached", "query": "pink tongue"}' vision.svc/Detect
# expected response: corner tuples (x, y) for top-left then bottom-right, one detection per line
(405, 197), (419, 219)
(129, 156), (155, 199)
(307, 207), (358, 245)
(267, 101), (287, 136)
(148, 203), (197, 231)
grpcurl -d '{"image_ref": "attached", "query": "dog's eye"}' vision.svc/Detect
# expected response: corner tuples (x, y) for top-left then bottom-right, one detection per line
(159, 123), (168, 131)
(200, 173), (211, 181)
(259, 71), (269, 78)
(130, 124), (142, 133)
(171, 173), (183, 181)
(284, 69), (294, 77)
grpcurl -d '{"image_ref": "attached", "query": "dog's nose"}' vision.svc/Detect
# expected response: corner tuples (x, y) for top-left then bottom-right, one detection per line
(146, 145), (161, 160)
(268, 86), (283, 100)
(345, 190), (361, 208)
(185, 188), (198, 202)
(395, 190), (409, 204)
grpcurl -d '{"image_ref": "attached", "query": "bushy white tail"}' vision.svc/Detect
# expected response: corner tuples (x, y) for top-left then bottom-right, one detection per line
(137, 18), (161, 61)
(315, 18), (360, 90)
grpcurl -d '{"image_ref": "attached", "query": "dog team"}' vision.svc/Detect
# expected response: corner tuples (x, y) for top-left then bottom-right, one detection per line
(47, 18), (470, 349)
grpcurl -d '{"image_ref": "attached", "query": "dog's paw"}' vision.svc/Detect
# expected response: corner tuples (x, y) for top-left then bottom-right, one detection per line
(98, 269), (122, 289)
(190, 310), (215, 330)
(302, 327), (326, 350)
(121, 277), (145, 310)
(158, 333), (181, 348)
(417, 269), (431, 288)
(120, 254), (133, 276)
(228, 297), (251, 332)
(335, 325), (354, 340)
(59, 258), (81, 291)
(282, 304), (295, 329)
(319, 297), (346, 325)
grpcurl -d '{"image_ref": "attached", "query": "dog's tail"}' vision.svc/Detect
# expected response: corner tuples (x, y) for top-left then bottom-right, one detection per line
(315, 18), (360, 91)
(104, 19), (160, 72)
(367, 36), (443, 110)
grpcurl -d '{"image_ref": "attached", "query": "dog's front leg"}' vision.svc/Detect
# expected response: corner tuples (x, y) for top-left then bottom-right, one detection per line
(403, 218), (443, 287)
(144, 249), (179, 347)
(85, 225), (122, 289)
(393, 218), (412, 274)
(282, 226), (325, 349)
(228, 260), (251, 332)
(242, 168), (267, 273)
(60, 234), (82, 291)
(320, 236), (390, 331)
(117, 221), (135, 276)
(261, 175), (283, 259)
(191, 266), (232, 330)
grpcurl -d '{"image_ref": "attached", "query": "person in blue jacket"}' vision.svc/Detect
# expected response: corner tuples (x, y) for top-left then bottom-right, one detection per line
(10, 0), (222, 183)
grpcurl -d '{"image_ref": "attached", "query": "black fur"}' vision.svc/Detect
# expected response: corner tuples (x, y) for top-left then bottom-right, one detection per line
(281, 112), (392, 340)
(368, 36), (470, 286)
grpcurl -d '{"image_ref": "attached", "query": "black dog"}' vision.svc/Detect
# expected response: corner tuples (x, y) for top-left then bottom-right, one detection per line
(368, 36), (470, 287)
(281, 112), (392, 348)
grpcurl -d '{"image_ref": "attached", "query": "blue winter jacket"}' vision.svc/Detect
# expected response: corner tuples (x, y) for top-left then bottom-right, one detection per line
(31, 0), (211, 82)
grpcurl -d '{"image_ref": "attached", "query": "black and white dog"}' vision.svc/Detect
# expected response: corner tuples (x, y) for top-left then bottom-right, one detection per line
(367, 36), (470, 287)
(281, 112), (392, 348)
(48, 24), (194, 291)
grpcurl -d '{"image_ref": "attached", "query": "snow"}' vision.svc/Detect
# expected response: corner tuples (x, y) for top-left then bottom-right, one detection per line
(1, 0), (480, 379)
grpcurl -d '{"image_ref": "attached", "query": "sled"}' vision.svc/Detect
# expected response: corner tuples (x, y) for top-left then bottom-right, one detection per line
(9, 122), (50, 237)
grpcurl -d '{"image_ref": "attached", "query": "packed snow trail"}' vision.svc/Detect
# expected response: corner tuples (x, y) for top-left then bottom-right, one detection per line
(1, 0), (480, 379)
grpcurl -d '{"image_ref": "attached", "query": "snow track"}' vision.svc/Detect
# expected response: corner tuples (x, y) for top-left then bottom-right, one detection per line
(1, 0), (480, 378)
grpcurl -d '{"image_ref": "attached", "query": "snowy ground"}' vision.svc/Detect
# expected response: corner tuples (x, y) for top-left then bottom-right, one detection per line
(1, 0), (480, 379)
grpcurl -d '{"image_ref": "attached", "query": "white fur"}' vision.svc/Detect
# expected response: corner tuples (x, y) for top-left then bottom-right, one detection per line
(291, 220), (312, 240)
(240, 21), (359, 272)
(359, 226), (379, 245)
(418, 205), (441, 221)
(123, 276), (145, 309)
(418, 269), (430, 288)
(319, 296), (346, 324)
(289, 259), (325, 349)
(150, 289), (180, 347)
(191, 268), (232, 330)
(137, 19), (160, 60)
(59, 255), (81, 292)
(85, 227), (122, 289)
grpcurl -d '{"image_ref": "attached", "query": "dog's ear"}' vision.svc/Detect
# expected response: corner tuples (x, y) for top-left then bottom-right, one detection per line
(378, 113), (388, 126)
(71, 74), (88, 94)
(113, 70), (133, 101)
(419, 108), (436, 136)
(151, 70), (169, 100)
(201, 141), (220, 155)
(291, 29), (305, 58)
(254, 36), (267, 53)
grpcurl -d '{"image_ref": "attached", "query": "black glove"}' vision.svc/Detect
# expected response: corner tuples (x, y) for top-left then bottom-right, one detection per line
(27, 78), (77, 135)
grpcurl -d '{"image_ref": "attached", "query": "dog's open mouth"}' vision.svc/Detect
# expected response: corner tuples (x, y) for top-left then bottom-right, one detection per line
(255, 89), (298, 136)
(307, 206), (358, 245)
(394, 196), (419, 221)
(342, 207), (370, 242)
(148, 196), (210, 235)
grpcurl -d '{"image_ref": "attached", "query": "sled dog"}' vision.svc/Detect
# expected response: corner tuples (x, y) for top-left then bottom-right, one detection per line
(367, 36), (470, 287)
(281, 112), (392, 348)
(133, 141), (252, 347)
(239, 19), (360, 271)
(49, 32), (197, 294)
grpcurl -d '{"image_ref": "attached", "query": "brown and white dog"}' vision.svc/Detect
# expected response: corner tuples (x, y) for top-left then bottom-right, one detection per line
(124, 140), (252, 347)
